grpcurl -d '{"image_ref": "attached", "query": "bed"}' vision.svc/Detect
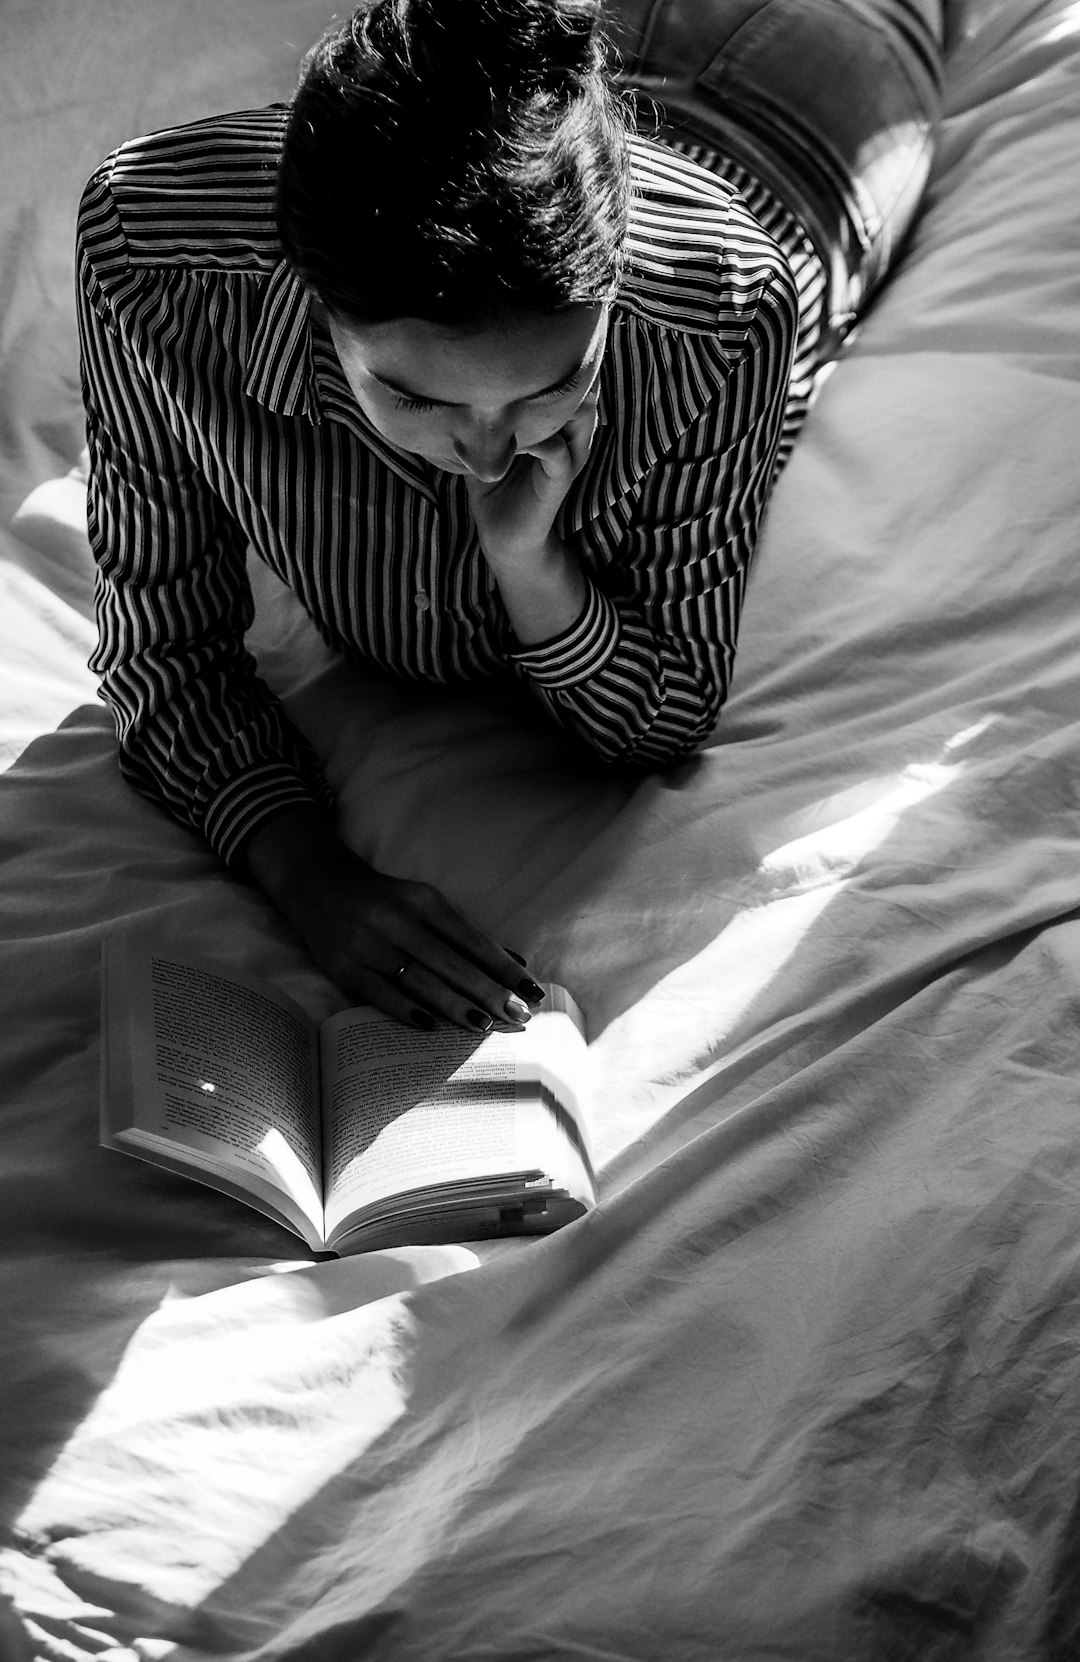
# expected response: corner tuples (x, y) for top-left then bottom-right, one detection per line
(2, 0), (1080, 1656)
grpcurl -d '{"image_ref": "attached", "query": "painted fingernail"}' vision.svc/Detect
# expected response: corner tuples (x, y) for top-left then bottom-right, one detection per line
(411, 1008), (436, 1030)
(518, 978), (546, 1004)
(467, 1008), (495, 1033)
(507, 950), (528, 967)
(504, 995), (532, 1022)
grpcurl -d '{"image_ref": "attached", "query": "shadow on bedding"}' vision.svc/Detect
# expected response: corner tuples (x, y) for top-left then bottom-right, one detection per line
(6, 701), (1080, 1654)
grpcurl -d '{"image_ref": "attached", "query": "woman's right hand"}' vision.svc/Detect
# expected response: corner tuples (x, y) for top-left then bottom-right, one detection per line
(244, 806), (543, 1033)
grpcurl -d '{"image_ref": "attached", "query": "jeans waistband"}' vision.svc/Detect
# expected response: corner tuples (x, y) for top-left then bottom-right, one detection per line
(610, 0), (944, 331)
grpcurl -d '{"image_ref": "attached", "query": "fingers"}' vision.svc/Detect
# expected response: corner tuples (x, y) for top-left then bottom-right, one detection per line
(388, 883), (547, 1031)
(468, 397), (598, 561)
(524, 430), (575, 488)
(526, 397), (596, 485)
(379, 959), (538, 1034)
(318, 870), (546, 1033)
(565, 395), (599, 476)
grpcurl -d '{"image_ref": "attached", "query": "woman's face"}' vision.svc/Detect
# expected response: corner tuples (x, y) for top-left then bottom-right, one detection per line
(326, 303), (608, 483)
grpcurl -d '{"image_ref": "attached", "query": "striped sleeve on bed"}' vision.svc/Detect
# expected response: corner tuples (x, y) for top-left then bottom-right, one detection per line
(75, 113), (806, 863)
(76, 136), (336, 869)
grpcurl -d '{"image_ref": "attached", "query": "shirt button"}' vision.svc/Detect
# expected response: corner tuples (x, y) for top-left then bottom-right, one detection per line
(414, 591), (431, 612)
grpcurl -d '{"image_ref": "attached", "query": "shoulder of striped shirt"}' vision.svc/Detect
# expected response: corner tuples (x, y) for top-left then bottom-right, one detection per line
(90, 105), (289, 277)
(618, 135), (792, 340)
(84, 109), (784, 343)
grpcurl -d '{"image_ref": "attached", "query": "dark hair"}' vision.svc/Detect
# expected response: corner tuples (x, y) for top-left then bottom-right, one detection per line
(276, 0), (632, 327)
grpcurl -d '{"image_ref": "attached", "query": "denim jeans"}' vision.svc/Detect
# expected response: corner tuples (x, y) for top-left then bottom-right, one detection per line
(608, 0), (945, 349)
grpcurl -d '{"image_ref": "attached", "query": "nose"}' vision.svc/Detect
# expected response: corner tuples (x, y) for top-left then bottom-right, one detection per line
(453, 420), (516, 482)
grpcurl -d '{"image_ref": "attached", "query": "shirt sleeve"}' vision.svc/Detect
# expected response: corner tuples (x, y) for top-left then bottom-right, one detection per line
(505, 276), (796, 769)
(76, 161), (335, 868)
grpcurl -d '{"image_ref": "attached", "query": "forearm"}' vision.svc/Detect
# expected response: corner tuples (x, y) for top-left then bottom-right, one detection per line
(501, 309), (792, 766)
(479, 532), (704, 763)
(482, 527), (721, 765)
(92, 567), (333, 865)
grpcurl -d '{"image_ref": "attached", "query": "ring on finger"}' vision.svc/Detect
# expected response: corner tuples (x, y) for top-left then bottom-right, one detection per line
(392, 960), (412, 982)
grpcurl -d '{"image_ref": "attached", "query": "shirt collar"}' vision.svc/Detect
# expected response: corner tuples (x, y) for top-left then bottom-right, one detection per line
(242, 260), (317, 418)
(558, 301), (729, 534)
(242, 260), (437, 498)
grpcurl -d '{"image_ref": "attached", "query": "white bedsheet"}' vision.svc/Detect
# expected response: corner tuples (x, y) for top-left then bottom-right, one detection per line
(2, 1), (1080, 1656)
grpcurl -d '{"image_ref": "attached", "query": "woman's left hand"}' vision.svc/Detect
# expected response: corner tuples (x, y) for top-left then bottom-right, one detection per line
(465, 395), (598, 568)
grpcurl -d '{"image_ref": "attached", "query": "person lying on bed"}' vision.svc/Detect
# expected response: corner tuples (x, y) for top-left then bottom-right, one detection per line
(76, 0), (945, 1031)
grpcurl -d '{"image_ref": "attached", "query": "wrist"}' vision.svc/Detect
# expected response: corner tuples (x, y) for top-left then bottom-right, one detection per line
(245, 805), (360, 909)
(477, 526), (561, 574)
(485, 535), (589, 648)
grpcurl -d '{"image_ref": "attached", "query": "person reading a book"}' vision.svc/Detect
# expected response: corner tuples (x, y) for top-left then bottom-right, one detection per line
(77, 0), (946, 1032)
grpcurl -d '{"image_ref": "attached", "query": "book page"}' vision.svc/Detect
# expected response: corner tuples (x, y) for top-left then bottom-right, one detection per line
(102, 934), (325, 1236)
(320, 992), (595, 1242)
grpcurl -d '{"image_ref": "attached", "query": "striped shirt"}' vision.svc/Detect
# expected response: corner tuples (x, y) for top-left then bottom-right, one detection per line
(77, 107), (808, 868)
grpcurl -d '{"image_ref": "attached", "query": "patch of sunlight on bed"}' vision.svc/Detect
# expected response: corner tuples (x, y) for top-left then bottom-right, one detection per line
(599, 716), (999, 1126)
(13, 1267), (417, 1605)
(1043, 0), (1080, 43)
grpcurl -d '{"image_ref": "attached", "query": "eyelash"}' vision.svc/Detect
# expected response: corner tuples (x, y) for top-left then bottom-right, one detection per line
(538, 375), (580, 402)
(392, 375), (580, 416)
(394, 393), (439, 414)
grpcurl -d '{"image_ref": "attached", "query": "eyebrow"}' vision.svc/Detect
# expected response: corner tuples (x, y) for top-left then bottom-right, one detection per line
(370, 354), (590, 407)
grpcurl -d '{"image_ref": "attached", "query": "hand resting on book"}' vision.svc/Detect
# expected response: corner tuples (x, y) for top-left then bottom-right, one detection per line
(245, 805), (544, 1033)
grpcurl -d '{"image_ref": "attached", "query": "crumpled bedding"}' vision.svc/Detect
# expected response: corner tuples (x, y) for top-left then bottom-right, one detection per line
(2, 1), (1080, 1657)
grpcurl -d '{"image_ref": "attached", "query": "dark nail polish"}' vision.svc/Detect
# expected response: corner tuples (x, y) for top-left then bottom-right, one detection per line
(519, 978), (546, 1004)
(467, 1008), (495, 1033)
(507, 950), (528, 967)
(411, 1008), (437, 1030)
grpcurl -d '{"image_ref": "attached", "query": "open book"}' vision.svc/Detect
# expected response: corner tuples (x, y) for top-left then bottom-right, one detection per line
(100, 932), (596, 1255)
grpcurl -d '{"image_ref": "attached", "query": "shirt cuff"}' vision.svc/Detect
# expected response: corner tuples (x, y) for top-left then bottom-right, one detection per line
(203, 764), (335, 870)
(507, 580), (621, 690)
